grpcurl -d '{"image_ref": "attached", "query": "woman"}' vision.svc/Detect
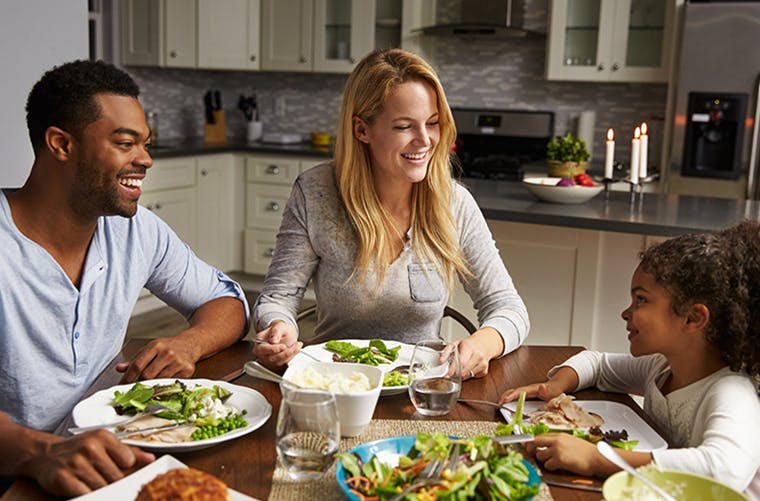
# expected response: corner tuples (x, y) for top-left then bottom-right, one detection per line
(252, 48), (529, 378)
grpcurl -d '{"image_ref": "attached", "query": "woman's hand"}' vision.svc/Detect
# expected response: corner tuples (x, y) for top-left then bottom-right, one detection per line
(457, 327), (503, 379)
(252, 320), (300, 370)
(525, 433), (602, 477)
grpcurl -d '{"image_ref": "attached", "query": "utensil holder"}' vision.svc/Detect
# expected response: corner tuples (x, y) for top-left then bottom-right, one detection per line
(204, 110), (227, 144)
(247, 121), (263, 142)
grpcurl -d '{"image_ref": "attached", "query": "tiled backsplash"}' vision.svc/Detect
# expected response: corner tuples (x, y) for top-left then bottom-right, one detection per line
(128, 0), (667, 170)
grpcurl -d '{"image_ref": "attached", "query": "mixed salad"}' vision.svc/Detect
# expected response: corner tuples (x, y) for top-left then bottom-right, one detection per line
(325, 339), (401, 366)
(494, 392), (638, 450)
(112, 380), (248, 441)
(338, 433), (539, 501)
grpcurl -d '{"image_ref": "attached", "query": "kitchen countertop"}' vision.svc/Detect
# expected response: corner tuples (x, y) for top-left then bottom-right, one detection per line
(149, 139), (759, 237)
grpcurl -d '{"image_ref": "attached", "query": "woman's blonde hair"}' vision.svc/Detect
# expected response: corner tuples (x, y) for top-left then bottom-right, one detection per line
(333, 48), (470, 290)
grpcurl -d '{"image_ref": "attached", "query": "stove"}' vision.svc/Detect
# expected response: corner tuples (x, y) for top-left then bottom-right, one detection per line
(452, 108), (554, 181)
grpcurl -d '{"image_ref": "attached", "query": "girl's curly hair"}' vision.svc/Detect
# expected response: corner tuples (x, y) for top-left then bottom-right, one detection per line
(639, 221), (760, 379)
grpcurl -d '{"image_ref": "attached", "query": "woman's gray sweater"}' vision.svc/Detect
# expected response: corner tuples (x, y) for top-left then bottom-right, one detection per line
(252, 163), (530, 355)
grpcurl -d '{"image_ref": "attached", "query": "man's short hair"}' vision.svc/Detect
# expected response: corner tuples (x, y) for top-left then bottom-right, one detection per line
(25, 59), (140, 151)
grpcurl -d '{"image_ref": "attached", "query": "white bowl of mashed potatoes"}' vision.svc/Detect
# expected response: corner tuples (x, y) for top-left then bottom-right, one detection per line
(282, 362), (382, 437)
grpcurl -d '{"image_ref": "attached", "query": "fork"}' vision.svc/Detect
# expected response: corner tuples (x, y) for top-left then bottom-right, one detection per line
(250, 338), (322, 362)
(388, 444), (458, 501)
(68, 402), (175, 435)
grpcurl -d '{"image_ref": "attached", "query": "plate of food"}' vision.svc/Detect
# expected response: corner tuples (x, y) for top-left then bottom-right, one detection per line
(335, 433), (541, 500)
(72, 455), (259, 500)
(71, 378), (272, 452)
(522, 176), (603, 204)
(291, 339), (414, 396)
(499, 394), (667, 452)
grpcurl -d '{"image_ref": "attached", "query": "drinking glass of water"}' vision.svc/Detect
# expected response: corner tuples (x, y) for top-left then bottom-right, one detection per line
(408, 339), (461, 416)
(276, 387), (340, 480)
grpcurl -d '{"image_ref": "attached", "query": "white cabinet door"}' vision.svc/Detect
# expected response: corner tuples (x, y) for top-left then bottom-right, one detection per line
(198, 0), (260, 70)
(140, 187), (198, 250)
(196, 155), (236, 271)
(261, 0), (313, 71)
(312, 0), (375, 73)
(164, 0), (196, 68)
(121, 0), (163, 66)
(546, 0), (677, 83)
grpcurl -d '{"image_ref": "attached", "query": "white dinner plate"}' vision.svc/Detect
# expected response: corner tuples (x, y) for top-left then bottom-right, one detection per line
(500, 400), (667, 452)
(290, 339), (414, 396)
(72, 455), (259, 500)
(71, 378), (272, 452)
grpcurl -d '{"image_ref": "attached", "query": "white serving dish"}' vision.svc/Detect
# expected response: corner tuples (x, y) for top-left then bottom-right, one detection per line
(282, 361), (382, 437)
(523, 176), (603, 204)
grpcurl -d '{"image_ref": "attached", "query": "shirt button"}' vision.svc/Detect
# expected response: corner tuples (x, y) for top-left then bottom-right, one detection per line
(74, 332), (80, 340)
(217, 271), (224, 278)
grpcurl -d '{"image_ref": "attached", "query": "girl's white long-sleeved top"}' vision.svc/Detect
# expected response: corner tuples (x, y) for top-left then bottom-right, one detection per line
(554, 351), (760, 498)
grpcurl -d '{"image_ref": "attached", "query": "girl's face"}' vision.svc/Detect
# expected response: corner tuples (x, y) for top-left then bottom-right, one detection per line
(354, 80), (440, 189)
(621, 266), (690, 357)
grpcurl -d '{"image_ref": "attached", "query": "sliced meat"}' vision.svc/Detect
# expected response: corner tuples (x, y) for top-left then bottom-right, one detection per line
(527, 393), (604, 429)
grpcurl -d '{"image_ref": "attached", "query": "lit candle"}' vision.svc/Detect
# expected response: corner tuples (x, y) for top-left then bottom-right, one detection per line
(604, 128), (615, 179)
(639, 122), (648, 180)
(630, 126), (641, 185)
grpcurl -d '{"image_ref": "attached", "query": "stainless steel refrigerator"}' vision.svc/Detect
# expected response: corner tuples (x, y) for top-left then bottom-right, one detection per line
(665, 1), (760, 199)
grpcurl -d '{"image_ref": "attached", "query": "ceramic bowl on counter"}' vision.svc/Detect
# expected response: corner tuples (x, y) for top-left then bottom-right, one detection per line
(282, 362), (382, 437)
(522, 176), (603, 204)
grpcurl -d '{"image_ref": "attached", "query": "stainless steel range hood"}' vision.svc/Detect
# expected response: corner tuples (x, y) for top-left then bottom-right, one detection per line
(415, 0), (543, 38)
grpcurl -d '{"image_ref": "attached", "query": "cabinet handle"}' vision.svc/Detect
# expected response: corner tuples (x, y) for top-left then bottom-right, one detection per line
(201, 169), (208, 176)
(349, 57), (355, 64)
(250, 54), (256, 62)
(154, 203), (162, 210)
(299, 56), (307, 63)
(170, 50), (177, 58)
(267, 165), (280, 175)
(145, 204), (154, 211)
(266, 248), (276, 258)
(597, 63), (605, 71)
(611, 63), (620, 71)
(266, 202), (280, 211)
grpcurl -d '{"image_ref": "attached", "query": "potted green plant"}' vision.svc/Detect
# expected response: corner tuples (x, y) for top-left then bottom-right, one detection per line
(546, 131), (591, 177)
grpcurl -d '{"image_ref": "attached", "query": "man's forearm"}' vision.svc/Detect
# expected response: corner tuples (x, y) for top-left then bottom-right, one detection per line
(183, 296), (248, 361)
(0, 413), (53, 477)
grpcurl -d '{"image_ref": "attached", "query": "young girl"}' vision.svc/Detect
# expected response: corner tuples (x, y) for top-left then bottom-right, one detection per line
(500, 221), (760, 497)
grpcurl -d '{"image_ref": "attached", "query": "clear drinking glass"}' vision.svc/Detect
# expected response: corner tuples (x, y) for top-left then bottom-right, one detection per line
(408, 340), (462, 416)
(276, 387), (340, 480)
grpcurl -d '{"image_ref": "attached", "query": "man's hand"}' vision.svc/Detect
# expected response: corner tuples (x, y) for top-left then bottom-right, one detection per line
(115, 336), (199, 383)
(19, 429), (154, 497)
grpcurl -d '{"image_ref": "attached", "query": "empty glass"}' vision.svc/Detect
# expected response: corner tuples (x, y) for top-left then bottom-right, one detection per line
(408, 340), (462, 416)
(276, 387), (340, 480)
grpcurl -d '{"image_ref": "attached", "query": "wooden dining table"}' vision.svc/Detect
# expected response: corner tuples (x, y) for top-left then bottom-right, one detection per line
(2, 340), (663, 501)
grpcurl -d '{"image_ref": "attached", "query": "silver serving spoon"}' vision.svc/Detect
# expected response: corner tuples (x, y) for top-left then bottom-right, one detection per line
(243, 360), (302, 387)
(597, 441), (677, 501)
(68, 402), (175, 435)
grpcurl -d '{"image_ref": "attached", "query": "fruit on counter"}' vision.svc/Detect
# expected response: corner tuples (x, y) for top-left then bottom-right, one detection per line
(573, 173), (595, 186)
(556, 177), (575, 187)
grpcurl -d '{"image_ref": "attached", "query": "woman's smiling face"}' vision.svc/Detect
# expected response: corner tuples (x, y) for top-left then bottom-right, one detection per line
(354, 80), (440, 187)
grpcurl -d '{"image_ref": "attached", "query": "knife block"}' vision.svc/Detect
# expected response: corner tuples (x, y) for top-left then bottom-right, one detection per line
(204, 110), (227, 145)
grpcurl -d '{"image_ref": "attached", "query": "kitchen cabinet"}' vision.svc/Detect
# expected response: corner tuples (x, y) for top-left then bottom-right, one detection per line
(121, 0), (261, 70)
(243, 154), (319, 274)
(444, 221), (657, 354)
(545, 0), (679, 83)
(260, 0), (427, 73)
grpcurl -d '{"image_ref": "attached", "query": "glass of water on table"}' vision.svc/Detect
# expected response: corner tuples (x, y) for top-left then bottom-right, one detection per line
(408, 339), (462, 416)
(276, 386), (340, 480)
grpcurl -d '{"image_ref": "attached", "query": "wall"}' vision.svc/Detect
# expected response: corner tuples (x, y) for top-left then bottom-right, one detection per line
(0, 1), (88, 187)
(126, 0), (667, 167)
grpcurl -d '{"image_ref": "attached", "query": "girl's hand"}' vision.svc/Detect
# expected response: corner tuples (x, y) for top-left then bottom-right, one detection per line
(252, 320), (300, 370)
(498, 381), (562, 404)
(526, 433), (602, 477)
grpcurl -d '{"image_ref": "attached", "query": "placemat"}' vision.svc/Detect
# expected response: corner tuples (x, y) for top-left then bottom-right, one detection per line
(269, 419), (553, 500)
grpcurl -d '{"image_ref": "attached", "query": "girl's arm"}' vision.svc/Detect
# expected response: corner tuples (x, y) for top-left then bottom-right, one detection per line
(499, 366), (580, 404)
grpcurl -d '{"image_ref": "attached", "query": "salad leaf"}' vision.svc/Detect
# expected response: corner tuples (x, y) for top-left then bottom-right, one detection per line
(324, 339), (401, 366)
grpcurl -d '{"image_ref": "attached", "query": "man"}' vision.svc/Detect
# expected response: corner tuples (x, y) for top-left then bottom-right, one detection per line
(0, 60), (249, 496)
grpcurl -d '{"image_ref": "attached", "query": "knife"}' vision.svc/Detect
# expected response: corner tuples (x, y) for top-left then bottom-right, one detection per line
(213, 89), (222, 110)
(542, 477), (603, 492)
(203, 90), (215, 124)
(115, 422), (185, 439)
